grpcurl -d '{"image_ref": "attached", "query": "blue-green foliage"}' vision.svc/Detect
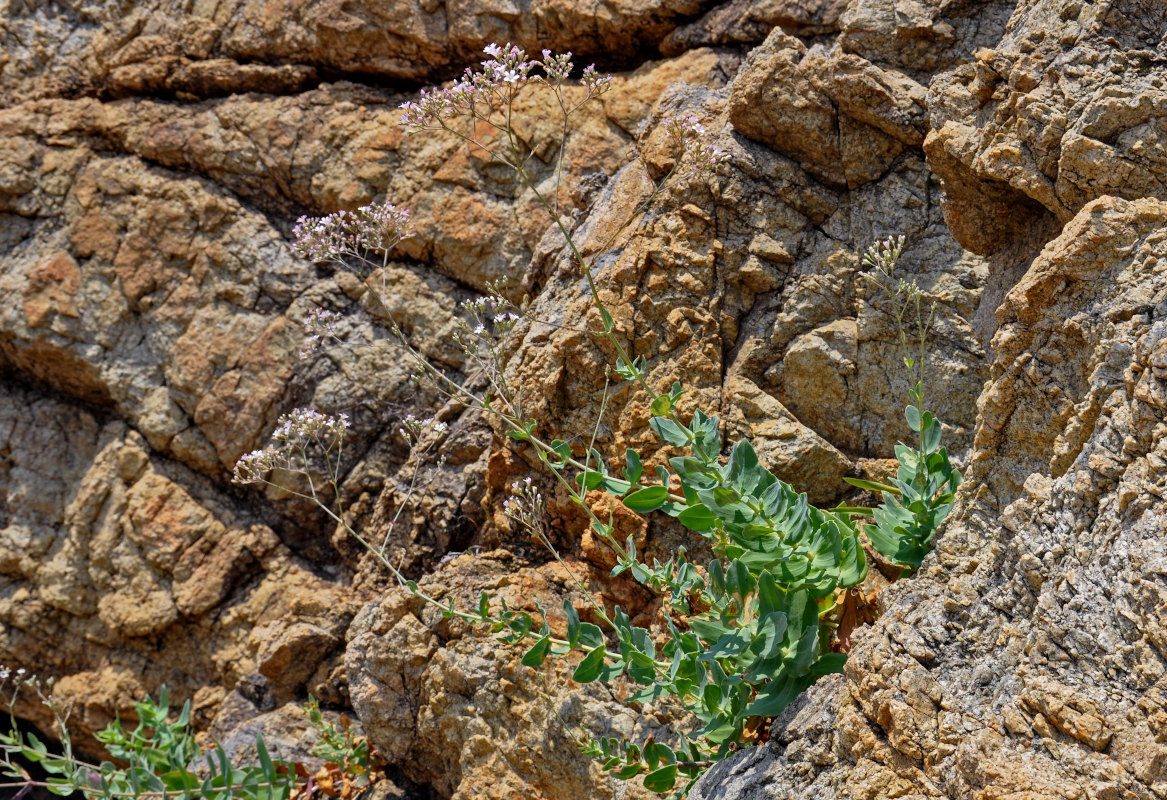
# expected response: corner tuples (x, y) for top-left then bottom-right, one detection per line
(846, 395), (961, 572)
(512, 381), (877, 795)
(0, 689), (293, 800)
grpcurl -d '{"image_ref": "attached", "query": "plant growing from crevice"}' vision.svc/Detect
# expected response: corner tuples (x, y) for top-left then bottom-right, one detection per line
(231, 44), (964, 798)
(0, 44), (963, 800)
(842, 236), (962, 572)
(296, 697), (380, 800)
(0, 673), (296, 800)
(0, 677), (400, 800)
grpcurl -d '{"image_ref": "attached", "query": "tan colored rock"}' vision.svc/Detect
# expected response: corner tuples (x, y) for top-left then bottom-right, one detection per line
(11, 1), (1163, 798)
(925, 0), (1167, 254)
(692, 196), (1167, 800)
(838, 0), (1016, 77)
(0, 0), (705, 105)
(721, 373), (852, 504)
(728, 30), (929, 190)
(0, 384), (362, 746)
(660, 0), (849, 54)
(347, 552), (662, 800)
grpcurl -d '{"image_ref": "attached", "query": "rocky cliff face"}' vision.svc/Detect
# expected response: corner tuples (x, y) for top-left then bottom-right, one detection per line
(2, 0), (1165, 798)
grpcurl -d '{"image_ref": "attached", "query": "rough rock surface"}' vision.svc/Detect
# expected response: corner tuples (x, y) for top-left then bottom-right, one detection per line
(692, 193), (1167, 800)
(347, 552), (667, 800)
(0, 382), (362, 743)
(0, 0), (705, 104)
(4, 0), (1167, 797)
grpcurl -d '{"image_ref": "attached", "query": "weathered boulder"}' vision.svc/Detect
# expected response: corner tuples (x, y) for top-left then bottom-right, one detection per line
(5, 0), (1166, 797)
(728, 29), (928, 189)
(0, 0), (706, 104)
(691, 194), (1167, 800)
(925, 0), (1167, 254)
(661, 0), (849, 54)
(0, 382), (361, 748)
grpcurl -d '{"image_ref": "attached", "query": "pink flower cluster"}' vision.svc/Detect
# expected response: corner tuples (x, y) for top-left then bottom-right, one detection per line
(664, 115), (730, 174)
(292, 201), (413, 264)
(300, 307), (343, 360)
(862, 234), (906, 274)
(399, 43), (612, 131)
(271, 407), (349, 445)
(233, 409), (350, 484)
(502, 476), (546, 537)
(400, 413), (449, 443)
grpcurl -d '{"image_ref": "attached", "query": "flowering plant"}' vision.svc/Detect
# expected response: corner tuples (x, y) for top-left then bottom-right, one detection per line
(231, 43), (958, 798)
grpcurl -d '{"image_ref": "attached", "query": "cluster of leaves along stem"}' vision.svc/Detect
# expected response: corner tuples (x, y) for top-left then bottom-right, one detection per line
(1, 688), (294, 800)
(229, 44), (965, 799)
(300, 697), (381, 799)
(506, 371), (873, 795)
(844, 388), (961, 571)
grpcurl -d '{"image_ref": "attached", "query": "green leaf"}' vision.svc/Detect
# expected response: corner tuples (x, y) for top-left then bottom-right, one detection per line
(922, 420), (942, 453)
(623, 486), (669, 514)
(655, 465), (671, 487)
(577, 622), (605, 650)
(712, 485), (740, 506)
(905, 404), (921, 431)
(702, 718), (742, 744)
(651, 395), (672, 416)
(649, 417), (690, 447)
(677, 503), (717, 532)
(600, 476), (633, 496)
(812, 652), (848, 676)
(615, 763), (645, 780)
(743, 674), (805, 718)
(549, 439), (573, 464)
(564, 599), (581, 647)
(161, 769), (201, 791)
(256, 735), (275, 781)
(726, 439), (760, 488)
(573, 645), (607, 683)
(522, 635), (553, 667)
(643, 764), (678, 793)
(578, 469), (605, 490)
(625, 450), (644, 485)
(832, 505), (874, 516)
(507, 612), (533, 637)
(689, 617), (730, 643)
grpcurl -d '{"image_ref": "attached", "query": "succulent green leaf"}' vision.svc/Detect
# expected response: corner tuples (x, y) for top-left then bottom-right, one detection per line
(573, 645), (607, 683)
(812, 652), (848, 676)
(677, 503), (718, 532)
(650, 417), (690, 447)
(643, 764), (677, 793)
(843, 477), (901, 495)
(522, 635), (553, 667)
(623, 485), (669, 514)
(577, 622), (605, 650)
(625, 449), (644, 485)
(564, 600), (581, 647)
